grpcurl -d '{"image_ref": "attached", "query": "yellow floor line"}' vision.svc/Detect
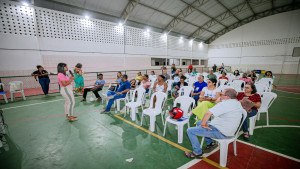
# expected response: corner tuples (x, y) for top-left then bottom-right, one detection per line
(114, 113), (228, 169)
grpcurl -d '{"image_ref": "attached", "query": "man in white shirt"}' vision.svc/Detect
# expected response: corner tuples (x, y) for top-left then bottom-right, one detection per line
(185, 88), (244, 159)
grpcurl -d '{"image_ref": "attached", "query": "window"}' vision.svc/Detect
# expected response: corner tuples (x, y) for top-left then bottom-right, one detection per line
(151, 58), (166, 66)
(167, 58), (180, 66)
(192, 59), (199, 65)
(182, 59), (191, 66)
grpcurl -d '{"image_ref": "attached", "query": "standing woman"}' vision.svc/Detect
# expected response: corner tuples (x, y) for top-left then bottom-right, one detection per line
(32, 65), (50, 96)
(57, 63), (77, 122)
(74, 63), (84, 95)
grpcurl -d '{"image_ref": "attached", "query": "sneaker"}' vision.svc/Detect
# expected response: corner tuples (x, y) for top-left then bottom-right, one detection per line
(202, 142), (218, 153)
(80, 99), (86, 102)
(96, 97), (102, 101)
(100, 111), (110, 114)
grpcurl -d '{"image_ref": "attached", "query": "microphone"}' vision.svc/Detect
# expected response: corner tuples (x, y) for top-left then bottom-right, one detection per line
(69, 70), (74, 77)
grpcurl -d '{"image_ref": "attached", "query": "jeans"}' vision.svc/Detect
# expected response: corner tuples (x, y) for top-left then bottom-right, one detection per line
(242, 109), (258, 133)
(39, 78), (50, 95)
(193, 94), (200, 105)
(83, 87), (102, 99)
(105, 91), (127, 111)
(187, 120), (227, 154)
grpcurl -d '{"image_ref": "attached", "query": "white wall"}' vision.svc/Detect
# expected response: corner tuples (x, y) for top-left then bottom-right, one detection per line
(208, 9), (300, 74)
(0, 0), (208, 77)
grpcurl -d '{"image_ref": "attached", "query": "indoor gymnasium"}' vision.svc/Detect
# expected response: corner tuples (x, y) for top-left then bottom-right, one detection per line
(0, 0), (300, 168)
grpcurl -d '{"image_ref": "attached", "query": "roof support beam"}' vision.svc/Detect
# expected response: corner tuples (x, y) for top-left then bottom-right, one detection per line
(138, 1), (215, 35)
(120, 0), (140, 24)
(245, 0), (255, 15)
(215, 0), (240, 21)
(206, 2), (300, 43)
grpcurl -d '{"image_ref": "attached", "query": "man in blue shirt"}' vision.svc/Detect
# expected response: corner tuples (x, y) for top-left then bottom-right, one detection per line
(192, 75), (207, 105)
(81, 74), (105, 102)
(101, 74), (131, 113)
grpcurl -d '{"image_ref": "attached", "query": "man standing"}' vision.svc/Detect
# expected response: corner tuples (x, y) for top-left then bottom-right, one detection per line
(101, 75), (131, 114)
(185, 89), (244, 159)
(81, 74), (105, 102)
(212, 64), (217, 73)
(192, 75), (207, 105)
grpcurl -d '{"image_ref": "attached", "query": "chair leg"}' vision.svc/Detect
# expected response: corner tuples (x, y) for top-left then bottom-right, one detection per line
(149, 115), (156, 132)
(219, 142), (229, 167)
(257, 112), (260, 121)
(22, 91), (26, 100)
(116, 100), (120, 111)
(140, 113), (144, 126)
(266, 111), (269, 126)
(3, 94), (8, 103)
(178, 124), (183, 144)
(233, 140), (237, 156)
(249, 116), (255, 135)
(163, 120), (168, 136)
(131, 107), (136, 121)
(160, 113), (164, 125)
(11, 93), (14, 102)
(200, 137), (205, 148)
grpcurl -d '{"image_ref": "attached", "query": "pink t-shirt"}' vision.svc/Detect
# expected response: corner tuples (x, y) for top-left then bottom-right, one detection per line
(239, 77), (253, 84)
(141, 80), (151, 89)
(57, 73), (70, 87)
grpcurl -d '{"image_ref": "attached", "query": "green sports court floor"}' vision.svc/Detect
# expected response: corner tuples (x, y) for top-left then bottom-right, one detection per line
(0, 77), (300, 169)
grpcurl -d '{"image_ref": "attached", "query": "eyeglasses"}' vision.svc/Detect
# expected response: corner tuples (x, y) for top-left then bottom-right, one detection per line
(220, 94), (227, 96)
(245, 87), (250, 89)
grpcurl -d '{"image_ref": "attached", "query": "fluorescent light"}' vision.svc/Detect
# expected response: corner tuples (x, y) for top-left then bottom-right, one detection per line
(118, 22), (123, 26)
(22, 2), (29, 6)
(146, 28), (150, 32)
(85, 15), (89, 19)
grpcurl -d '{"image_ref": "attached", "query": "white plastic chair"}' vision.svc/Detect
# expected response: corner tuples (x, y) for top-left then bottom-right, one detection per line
(200, 109), (247, 167)
(166, 79), (174, 94)
(116, 89), (134, 112)
(256, 92), (277, 126)
(178, 86), (194, 97)
(257, 78), (273, 92)
(228, 80), (245, 93)
(255, 83), (268, 96)
(0, 83), (8, 103)
(218, 79), (228, 87)
(9, 81), (26, 101)
(141, 92), (168, 132)
(163, 96), (195, 143)
(124, 88), (146, 121)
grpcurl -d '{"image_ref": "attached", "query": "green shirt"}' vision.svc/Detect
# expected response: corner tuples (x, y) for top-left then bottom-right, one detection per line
(207, 74), (217, 79)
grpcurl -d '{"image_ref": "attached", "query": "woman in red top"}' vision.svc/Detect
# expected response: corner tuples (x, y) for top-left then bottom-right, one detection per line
(218, 72), (228, 80)
(236, 83), (261, 141)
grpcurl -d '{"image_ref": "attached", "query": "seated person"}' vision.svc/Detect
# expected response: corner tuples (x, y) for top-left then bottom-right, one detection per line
(262, 71), (273, 79)
(239, 73), (253, 84)
(192, 75), (207, 105)
(130, 79), (137, 90)
(236, 83), (261, 141)
(140, 74), (151, 93)
(191, 78), (220, 123)
(111, 71), (122, 90)
(172, 76), (188, 98)
(161, 70), (170, 82)
(152, 75), (168, 108)
(248, 71), (257, 82)
(233, 70), (241, 79)
(136, 72), (143, 85)
(149, 71), (157, 80)
(81, 73), (105, 102)
(192, 68), (198, 75)
(185, 69), (193, 77)
(172, 69), (181, 87)
(207, 70), (217, 79)
(218, 72), (228, 80)
(101, 75), (131, 114)
(185, 89), (243, 158)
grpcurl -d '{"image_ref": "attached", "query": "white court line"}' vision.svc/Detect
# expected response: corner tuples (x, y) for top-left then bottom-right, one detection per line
(274, 89), (300, 95)
(2, 96), (81, 110)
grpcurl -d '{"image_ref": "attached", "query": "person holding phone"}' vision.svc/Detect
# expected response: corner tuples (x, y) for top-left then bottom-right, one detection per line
(57, 63), (77, 122)
(31, 65), (50, 96)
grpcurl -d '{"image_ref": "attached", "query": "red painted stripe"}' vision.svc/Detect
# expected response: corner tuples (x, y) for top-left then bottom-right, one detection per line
(260, 115), (300, 123)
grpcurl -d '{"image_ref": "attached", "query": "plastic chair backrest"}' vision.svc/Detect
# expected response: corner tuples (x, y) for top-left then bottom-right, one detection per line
(218, 79), (228, 87)
(149, 91), (167, 110)
(9, 81), (23, 91)
(178, 86), (194, 97)
(260, 92), (277, 110)
(173, 96), (195, 117)
(233, 109), (248, 138)
(131, 88), (146, 104)
(229, 80), (245, 92)
(166, 80), (173, 90)
(149, 79), (156, 89)
(255, 83), (268, 96)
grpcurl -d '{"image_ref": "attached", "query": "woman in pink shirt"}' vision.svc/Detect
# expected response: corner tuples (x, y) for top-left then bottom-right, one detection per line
(239, 73), (253, 84)
(140, 74), (151, 93)
(57, 63), (77, 122)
